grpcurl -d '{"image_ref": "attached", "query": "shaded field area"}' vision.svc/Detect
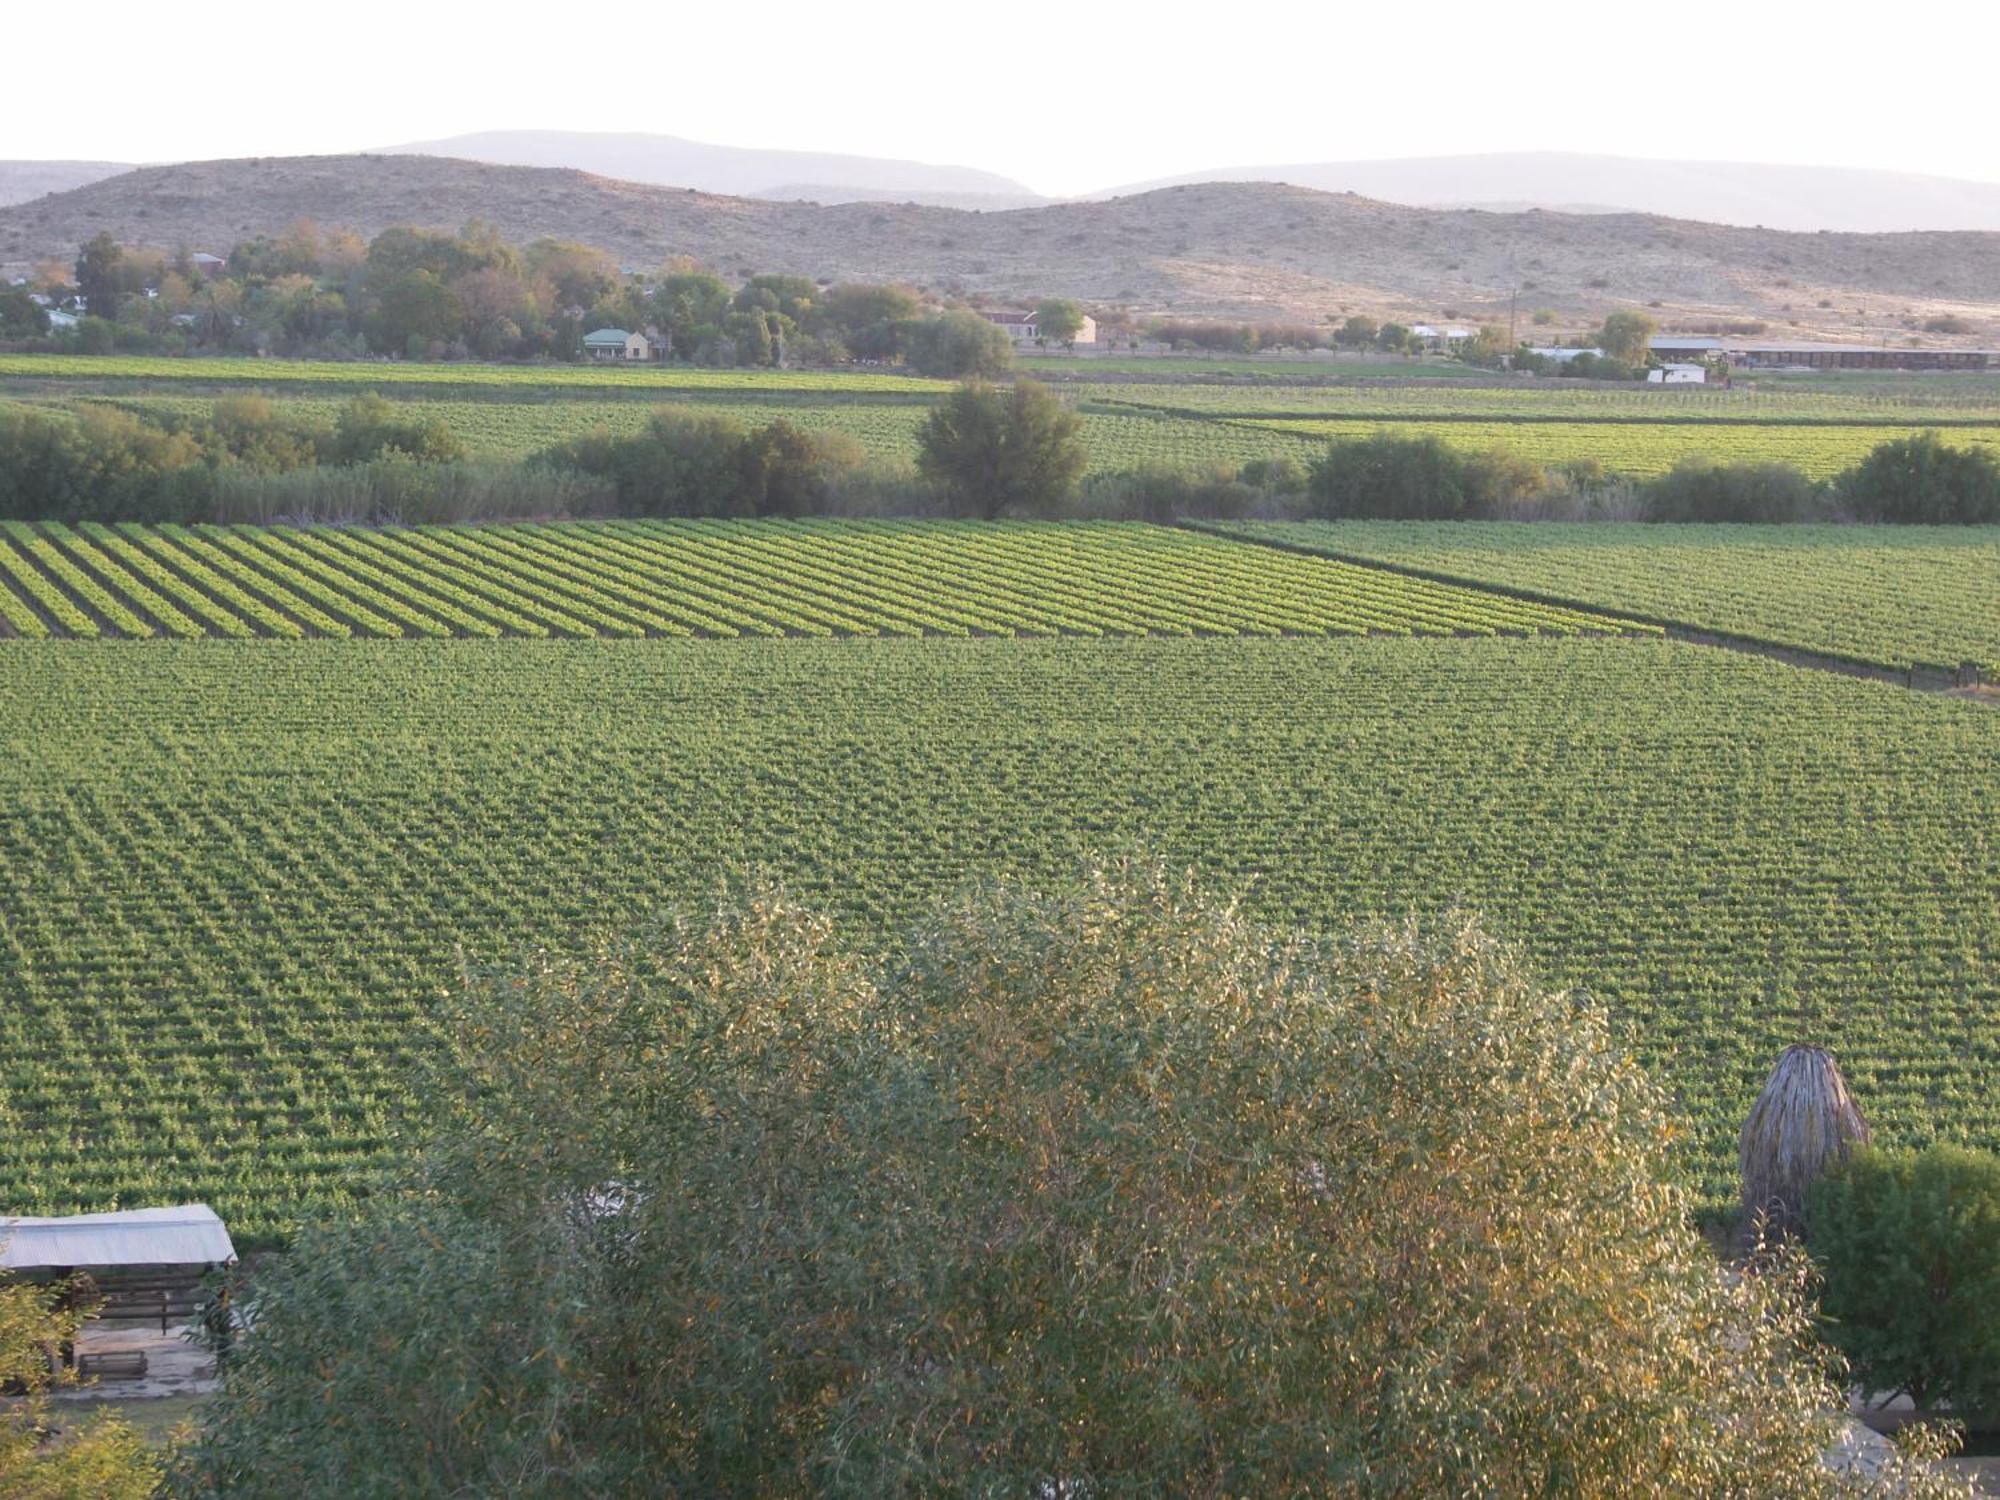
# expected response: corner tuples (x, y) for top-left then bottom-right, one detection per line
(1207, 521), (2000, 675)
(0, 519), (1644, 640)
(0, 638), (1994, 1240)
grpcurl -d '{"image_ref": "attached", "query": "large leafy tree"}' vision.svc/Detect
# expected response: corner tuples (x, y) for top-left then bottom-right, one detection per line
(917, 379), (1085, 518)
(1598, 307), (1659, 364)
(170, 863), (1973, 1497)
(72, 232), (124, 321)
(1033, 297), (1086, 346)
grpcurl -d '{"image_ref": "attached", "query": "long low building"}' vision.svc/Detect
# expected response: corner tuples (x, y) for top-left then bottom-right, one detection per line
(1651, 336), (1993, 371)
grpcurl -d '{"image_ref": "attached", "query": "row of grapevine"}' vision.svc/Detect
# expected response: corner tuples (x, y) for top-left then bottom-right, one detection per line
(0, 520), (1652, 641)
(1210, 521), (2000, 676)
(1, 639), (1993, 1241)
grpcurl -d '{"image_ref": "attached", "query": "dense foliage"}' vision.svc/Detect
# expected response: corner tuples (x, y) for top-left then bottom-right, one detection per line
(544, 407), (868, 517)
(1838, 431), (2000, 523)
(1304, 432), (1561, 519)
(168, 866), (1973, 1496)
(1811, 1146), (2000, 1417)
(0, 1274), (162, 1498)
(0, 398), (465, 522)
(916, 381), (1086, 517)
(0, 638), (1993, 1240)
(1639, 459), (1827, 522)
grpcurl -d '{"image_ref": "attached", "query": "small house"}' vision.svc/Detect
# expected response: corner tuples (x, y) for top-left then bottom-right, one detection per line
(979, 310), (1097, 346)
(583, 328), (653, 361)
(1, 1203), (237, 1331)
(189, 253), (227, 278)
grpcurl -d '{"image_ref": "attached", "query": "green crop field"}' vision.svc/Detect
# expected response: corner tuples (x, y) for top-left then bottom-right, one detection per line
(1, 637), (1994, 1243)
(1229, 417), (2000, 477)
(1209, 522), (2000, 675)
(1079, 383), (2000, 422)
(10, 352), (2000, 480)
(0, 352), (951, 396)
(0, 520), (1644, 641)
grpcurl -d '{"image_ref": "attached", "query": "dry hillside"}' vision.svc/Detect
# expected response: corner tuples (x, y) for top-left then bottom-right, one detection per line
(6, 154), (2000, 341)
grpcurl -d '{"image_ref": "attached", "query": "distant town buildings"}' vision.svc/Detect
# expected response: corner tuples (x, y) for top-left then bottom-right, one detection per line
(1649, 335), (1991, 371)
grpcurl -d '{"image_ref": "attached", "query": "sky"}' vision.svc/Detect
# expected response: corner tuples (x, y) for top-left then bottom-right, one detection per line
(9, 0), (2000, 196)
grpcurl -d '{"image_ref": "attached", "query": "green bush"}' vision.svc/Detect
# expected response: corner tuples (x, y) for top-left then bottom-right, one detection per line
(1307, 431), (1475, 518)
(546, 406), (866, 518)
(168, 863), (1973, 1497)
(324, 392), (467, 466)
(1811, 1145), (2000, 1416)
(902, 309), (1014, 378)
(1838, 432), (2000, 523)
(916, 379), (1084, 519)
(1307, 432), (1559, 519)
(1642, 460), (1826, 522)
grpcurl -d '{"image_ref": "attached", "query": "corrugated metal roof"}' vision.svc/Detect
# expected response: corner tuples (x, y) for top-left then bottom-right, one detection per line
(0, 1204), (236, 1270)
(582, 328), (632, 344)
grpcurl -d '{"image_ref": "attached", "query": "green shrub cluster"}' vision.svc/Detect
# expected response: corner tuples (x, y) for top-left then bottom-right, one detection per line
(544, 406), (869, 517)
(1838, 431), (2000, 523)
(1811, 1145), (2000, 1418)
(0, 395), (466, 522)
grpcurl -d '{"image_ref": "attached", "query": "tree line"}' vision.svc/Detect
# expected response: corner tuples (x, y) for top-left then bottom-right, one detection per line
(3, 222), (1044, 377)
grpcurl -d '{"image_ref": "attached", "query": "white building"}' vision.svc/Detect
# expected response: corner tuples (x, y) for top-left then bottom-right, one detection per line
(1647, 362), (1707, 384)
(980, 310), (1098, 346)
(582, 328), (654, 361)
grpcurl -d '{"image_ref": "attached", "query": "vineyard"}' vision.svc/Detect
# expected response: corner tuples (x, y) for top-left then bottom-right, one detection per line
(1209, 521), (2000, 675)
(0, 638), (1993, 1242)
(0, 352), (952, 396)
(0, 519), (1646, 640)
(1225, 417), (2000, 478)
(9, 352), (2000, 480)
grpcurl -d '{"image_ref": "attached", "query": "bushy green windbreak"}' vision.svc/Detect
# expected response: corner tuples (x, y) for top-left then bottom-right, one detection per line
(171, 863), (1973, 1497)
(1810, 1145), (2000, 1416)
(1837, 431), (2000, 523)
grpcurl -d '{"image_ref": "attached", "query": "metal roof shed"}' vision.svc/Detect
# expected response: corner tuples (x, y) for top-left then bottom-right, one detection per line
(0, 1204), (237, 1275)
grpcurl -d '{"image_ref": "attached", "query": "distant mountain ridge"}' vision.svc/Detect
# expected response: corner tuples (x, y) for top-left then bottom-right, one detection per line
(1094, 152), (2000, 234)
(5, 154), (1999, 345)
(374, 129), (1044, 210)
(12, 141), (2000, 233)
(0, 160), (133, 208)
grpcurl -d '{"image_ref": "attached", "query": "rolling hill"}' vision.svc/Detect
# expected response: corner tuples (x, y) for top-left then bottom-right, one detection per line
(378, 129), (1045, 209)
(0, 160), (133, 209)
(1098, 152), (2000, 235)
(5, 154), (2000, 338)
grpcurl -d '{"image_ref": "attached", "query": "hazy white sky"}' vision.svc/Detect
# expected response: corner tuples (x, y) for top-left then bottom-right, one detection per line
(9, 0), (1998, 196)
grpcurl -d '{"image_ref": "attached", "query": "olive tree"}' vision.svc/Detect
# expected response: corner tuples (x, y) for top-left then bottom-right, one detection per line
(171, 861), (1977, 1497)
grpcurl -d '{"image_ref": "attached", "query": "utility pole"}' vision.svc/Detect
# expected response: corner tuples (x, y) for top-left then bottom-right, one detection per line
(1509, 286), (1518, 349)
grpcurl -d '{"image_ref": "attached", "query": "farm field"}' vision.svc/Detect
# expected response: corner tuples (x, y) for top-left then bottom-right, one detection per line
(9, 352), (2000, 480)
(0, 519), (1643, 640)
(0, 637), (1993, 1243)
(1081, 383), (2000, 421)
(1229, 416), (2000, 477)
(0, 352), (952, 396)
(1210, 522), (2000, 675)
